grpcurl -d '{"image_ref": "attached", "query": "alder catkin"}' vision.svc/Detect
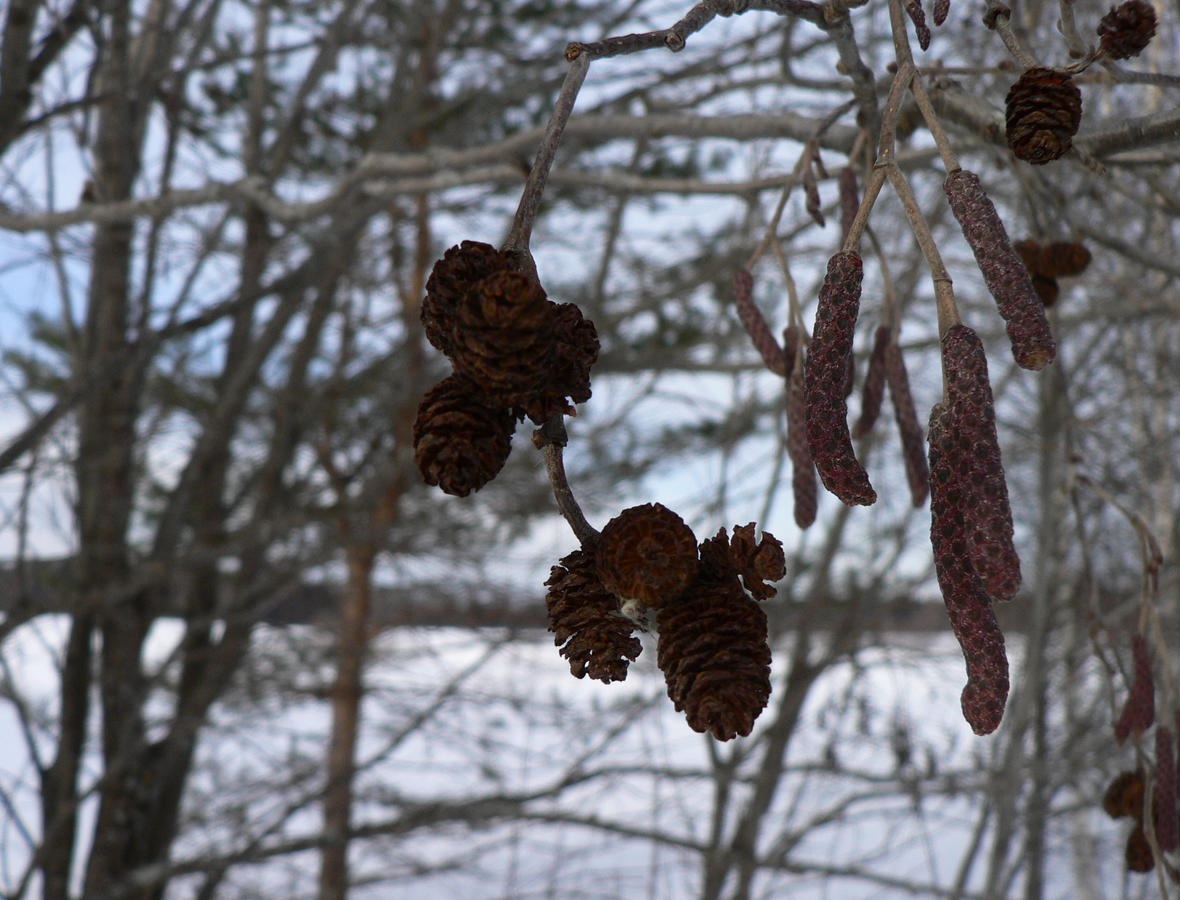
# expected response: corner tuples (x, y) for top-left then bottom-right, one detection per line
(1114, 633), (1155, 742)
(928, 404), (1010, 734)
(905, 0), (932, 49)
(941, 325), (1022, 601)
(839, 166), (859, 246)
(1155, 727), (1178, 852)
(734, 269), (787, 376)
(884, 339), (929, 507)
(804, 251), (876, 506)
(944, 169), (1056, 370)
(933, 0), (950, 25)
(852, 325), (890, 439)
(785, 327), (818, 528)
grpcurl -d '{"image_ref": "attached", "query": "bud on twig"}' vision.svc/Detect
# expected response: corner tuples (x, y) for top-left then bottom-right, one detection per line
(805, 252), (876, 506)
(944, 169), (1056, 370)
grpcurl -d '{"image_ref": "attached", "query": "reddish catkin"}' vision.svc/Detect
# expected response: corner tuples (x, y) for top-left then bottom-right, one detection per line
(905, 0), (932, 49)
(852, 325), (890, 439)
(734, 269), (787, 376)
(928, 405), (1010, 734)
(839, 167), (859, 246)
(804, 252), (877, 506)
(785, 327), (818, 529)
(884, 339), (930, 507)
(1155, 727), (1178, 852)
(944, 169), (1057, 370)
(941, 325), (1022, 601)
(1115, 633), (1155, 742)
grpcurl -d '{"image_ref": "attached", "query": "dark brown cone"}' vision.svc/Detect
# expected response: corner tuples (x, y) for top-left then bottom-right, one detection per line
(804, 252), (877, 506)
(413, 374), (515, 497)
(852, 325), (890, 438)
(785, 327), (817, 528)
(945, 170), (1056, 370)
(422, 241), (508, 356)
(928, 403), (1010, 734)
(516, 301), (600, 423)
(1016, 239), (1091, 279)
(1155, 727), (1179, 851)
(1125, 823), (1154, 873)
(885, 339), (929, 507)
(546, 548), (642, 683)
(701, 524), (786, 600)
(1103, 770), (1146, 819)
(597, 503), (698, 608)
(657, 571), (771, 740)
(1005, 68), (1082, 165)
(942, 325), (1022, 602)
(1098, 0), (1157, 59)
(448, 269), (557, 408)
(1115, 633), (1155, 742)
(734, 269), (787, 376)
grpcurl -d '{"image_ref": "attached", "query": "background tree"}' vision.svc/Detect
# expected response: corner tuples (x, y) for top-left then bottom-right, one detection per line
(0, 0), (1178, 897)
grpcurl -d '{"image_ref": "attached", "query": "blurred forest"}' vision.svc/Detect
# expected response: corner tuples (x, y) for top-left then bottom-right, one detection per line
(0, 0), (1178, 897)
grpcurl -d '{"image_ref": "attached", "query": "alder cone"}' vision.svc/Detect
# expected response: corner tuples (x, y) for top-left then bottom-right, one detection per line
(945, 169), (1056, 370)
(596, 503), (698, 608)
(941, 325), (1021, 602)
(928, 404), (1010, 734)
(804, 251), (876, 506)
(1115, 633), (1155, 742)
(546, 548), (642, 683)
(1098, 0), (1157, 59)
(1102, 770), (1146, 819)
(422, 241), (507, 356)
(518, 301), (600, 423)
(413, 374), (514, 497)
(1005, 68), (1082, 165)
(657, 572), (771, 740)
(1125, 823), (1154, 872)
(448, 269), (556, 407)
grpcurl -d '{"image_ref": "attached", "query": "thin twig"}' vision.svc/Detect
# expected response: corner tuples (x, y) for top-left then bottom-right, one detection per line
(533, 417), (600, 547)
(504, 52), (591, 261)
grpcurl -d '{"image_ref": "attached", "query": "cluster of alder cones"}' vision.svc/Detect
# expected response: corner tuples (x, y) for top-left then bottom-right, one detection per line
(1003, 0), (1157, 164)
(1101, 634), (1180, 878)
(547, 507), (786, 740)
(413, 244), (789, 740)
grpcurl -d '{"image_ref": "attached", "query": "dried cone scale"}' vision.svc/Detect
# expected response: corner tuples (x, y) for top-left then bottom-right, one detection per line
(1005, 68), (1082, 165)
(945, 170), (1057, 370)
(804, 251), (876, 506)
(596, 503), (699, 609)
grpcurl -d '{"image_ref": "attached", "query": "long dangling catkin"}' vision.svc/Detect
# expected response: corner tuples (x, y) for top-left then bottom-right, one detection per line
(933, 0), (949, 25)
(1114, 633), (1155, 742)
(884, 339), (929, 507)
(852, 325), (890, 439)
(804, 252), (876, 506)
(941, 325), (1022, 601)
(928, 404), (1010, 734)
(944, 169), (1056, 370)
(1155, 727), (1178, 852)
(734, 269), (787, 376)
(785, 326), (817, 528)
(905, 0), (932, 49)
(839, 167), (859, 246)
